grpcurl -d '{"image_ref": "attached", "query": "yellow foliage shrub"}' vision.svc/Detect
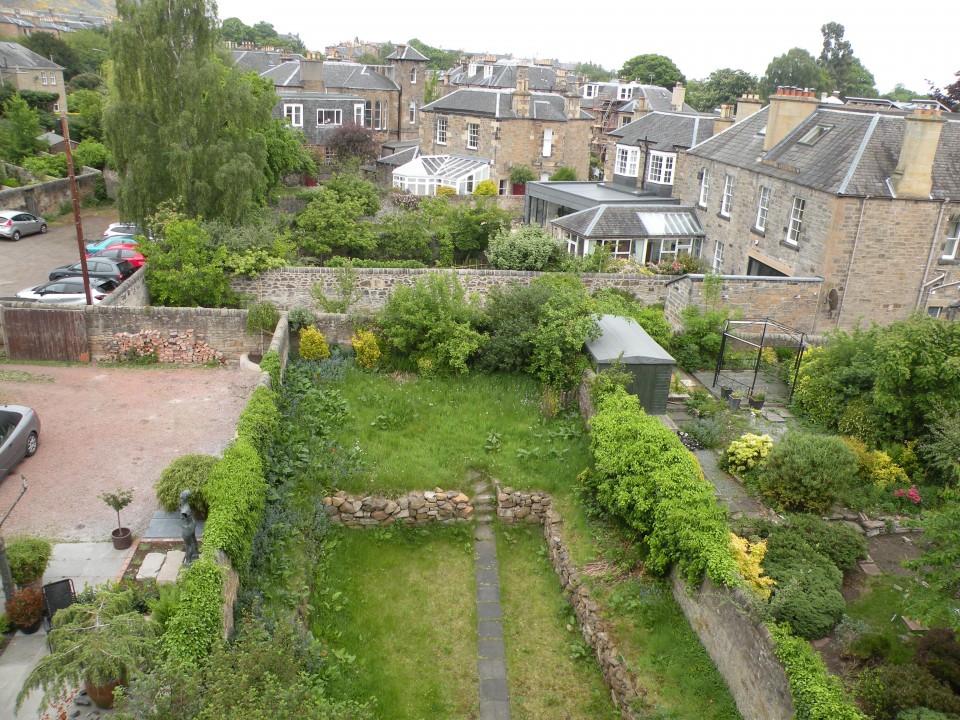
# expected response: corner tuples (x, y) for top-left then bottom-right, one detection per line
(729, 533), (775, 599)
(723, 433), (773, 474)
(842, 436), (909, 488)
(299, 325), (330, 360)
(351, 329), (381, 370)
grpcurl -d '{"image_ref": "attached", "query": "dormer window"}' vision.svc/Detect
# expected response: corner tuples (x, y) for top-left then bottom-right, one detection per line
(618, 86), (632, 100)
(468, 63), (477, 76)
(798, 125), (832, 145)
(484, 65), (493, 78)
(584, 84), (598, 99)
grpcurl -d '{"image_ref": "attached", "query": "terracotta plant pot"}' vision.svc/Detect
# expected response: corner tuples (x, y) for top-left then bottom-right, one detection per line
(84, 678), (123, 709)
(111, 527), (133, 551)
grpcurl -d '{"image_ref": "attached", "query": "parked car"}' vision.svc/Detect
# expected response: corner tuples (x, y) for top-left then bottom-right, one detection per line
(17, 278), (118, 305)
(88, 245), (145, 269)
(103, 222), (141, 239)
(0, 210), (47, 241)
(0, 404), (40, 478)
(84, 235), (138, 255)
(48, 258), (136, 283)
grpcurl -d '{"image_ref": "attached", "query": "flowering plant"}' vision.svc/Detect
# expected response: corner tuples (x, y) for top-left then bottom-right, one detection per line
(5, 587), (44, 627)
(893, 486), (923, 505)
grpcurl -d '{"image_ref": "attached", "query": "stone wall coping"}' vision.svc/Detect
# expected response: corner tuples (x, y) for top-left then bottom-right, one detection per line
(260, 266), (672, 281)
(665, 273), (824, 286)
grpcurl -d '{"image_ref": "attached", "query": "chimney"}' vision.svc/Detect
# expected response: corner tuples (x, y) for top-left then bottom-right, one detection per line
(564, 79), (580, 118)
(632, 93), (649, 120)
(301, 55), (325, 92)
(890, 109), (946, 199)
(556, 68), (567, 93)
(513, 63), (531, 117)
(395, 43), (406, 58)
(713, 104), (735, 134)
(735, 93), (763, 121)
(763, 87), (819, 152)
(670, 82), (685, 112)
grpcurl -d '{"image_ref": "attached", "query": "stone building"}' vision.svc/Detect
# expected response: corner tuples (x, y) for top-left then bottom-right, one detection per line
(409, 64), (593, 194)
(0, 41), (67, 112)
(675, 87), (960, 330)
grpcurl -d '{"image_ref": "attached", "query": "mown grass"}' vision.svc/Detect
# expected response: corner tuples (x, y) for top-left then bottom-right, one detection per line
(310, 524), (479, 720)
(497, 524), (620, 720)
(336, 369), (591, 496)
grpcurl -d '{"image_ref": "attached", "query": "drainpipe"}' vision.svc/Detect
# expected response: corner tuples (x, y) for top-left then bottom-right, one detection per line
(916, 198), (950, 311)
(835, 196), (869, 329)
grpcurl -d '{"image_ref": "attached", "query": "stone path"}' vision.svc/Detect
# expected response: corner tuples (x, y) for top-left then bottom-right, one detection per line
(473, 480), (511, 720)
(693, 449), (775, 521)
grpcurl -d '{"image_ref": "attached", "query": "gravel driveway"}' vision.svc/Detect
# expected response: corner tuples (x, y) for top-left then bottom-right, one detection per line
(0, 363), (261, 541)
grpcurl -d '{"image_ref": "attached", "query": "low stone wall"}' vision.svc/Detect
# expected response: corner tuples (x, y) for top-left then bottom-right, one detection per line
(323, 489), (474, 527)
(101, 266), (149, 307)
(495, 486), (553, 525)
(105, 328), (226, 364)
(0, 168), (102, 216)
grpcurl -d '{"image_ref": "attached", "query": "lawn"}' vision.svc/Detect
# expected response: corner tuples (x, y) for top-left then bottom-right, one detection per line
(497, 524), (620, 719)
(335, 369), (591, 496)
(310, 524), (479, 719)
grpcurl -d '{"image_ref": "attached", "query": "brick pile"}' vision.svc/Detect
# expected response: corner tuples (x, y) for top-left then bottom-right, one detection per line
(108, 329), (225, 364)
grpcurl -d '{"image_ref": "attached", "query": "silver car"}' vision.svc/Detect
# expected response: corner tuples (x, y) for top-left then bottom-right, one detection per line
(0, 404), (40, 478)
(17, 278), (117, 305)
(0, 210), (48, 240)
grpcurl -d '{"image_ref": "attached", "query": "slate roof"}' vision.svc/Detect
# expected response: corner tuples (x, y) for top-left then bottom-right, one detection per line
(551, 204), (704, 238)
(447, 62), (558, 91)
(583, 84), (696, 114)
(0, 41), (63, 70)
(37, 131), (65, 146)
(232, 49), (307, 76)
(322, 62), (399, 91)
(611, 111), (716, 151)
(688, 105), (960, 199)
(232, 51), (400, 91)
(421, 88), (593, 121)
(385, 45), (428, 61)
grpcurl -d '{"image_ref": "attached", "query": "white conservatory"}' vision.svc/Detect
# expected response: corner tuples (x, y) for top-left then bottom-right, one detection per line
(392, 154), (492, 196)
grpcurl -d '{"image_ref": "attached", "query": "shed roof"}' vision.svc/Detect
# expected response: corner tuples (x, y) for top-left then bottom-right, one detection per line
(586, 315), (676, 365)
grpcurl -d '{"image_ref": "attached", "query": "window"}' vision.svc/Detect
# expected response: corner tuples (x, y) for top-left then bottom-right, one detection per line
(712, 241), (724, 272)
(52, 102), (60, 113)
(354, 104), (364, 125)
(467, 122), (480, 150)
(698, 168), (710, 207)
(615, 145), (639, 177)
(40, 71), (48, 85)
(787, 197), (805, 244)
(374, 101), (383, 130)
(317, 109), (341, 126)
(542, 128), (553, 157)
(408, 101), (417, 125)
(364, 101), (372, 128)
(410, 67), (417, 84)
(484, 65), (493, 78)
(798, 125), (831, 145)
(618, 86), (632, 100)
(584, 84), (598, 99)
(647, 151), (675, 185)
(283, 103), (303, 127)
(720, 174), (734, 217)
(942, 221), (960, 260)
(928, 306), (942, 318)
(324, 147), (336, 161)
(49, 72), (56, 86)
(468, 63), (477, 76)
(498, 179), (508, 195)
(755, 186), (771, 231)
(648, 238), (703, 263)
(619, 115), (631, 128)
(598, 238), (634, 259)
(435, 117), (447, 144)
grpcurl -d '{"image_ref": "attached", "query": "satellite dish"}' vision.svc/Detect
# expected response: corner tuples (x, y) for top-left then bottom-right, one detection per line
(827, 288), (839, 316)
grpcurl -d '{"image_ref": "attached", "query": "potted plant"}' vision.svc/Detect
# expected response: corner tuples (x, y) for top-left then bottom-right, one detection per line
(7, 537), (53, 589)
(16, 586), (155, 712)
(99, 488), (134, 550)
(5, 587), (45, 634)
(728, 391), (743, 411)
(749, 391), (766, 410)
(719, 385), (733, 400)
(509, 164), (535, 195)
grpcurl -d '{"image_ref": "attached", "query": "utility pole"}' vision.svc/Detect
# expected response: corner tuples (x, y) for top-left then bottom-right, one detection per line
(0, 477), (28, 602)
(60, 113), (92, 305)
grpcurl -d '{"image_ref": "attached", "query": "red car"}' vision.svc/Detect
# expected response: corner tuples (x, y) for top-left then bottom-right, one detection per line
(88, 245), (145, 269)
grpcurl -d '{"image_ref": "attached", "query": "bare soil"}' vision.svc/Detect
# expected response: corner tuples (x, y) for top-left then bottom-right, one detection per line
(0, 363), (260, 541)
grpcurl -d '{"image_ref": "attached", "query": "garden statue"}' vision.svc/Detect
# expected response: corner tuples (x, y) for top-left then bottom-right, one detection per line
(179, 489), (199, 565)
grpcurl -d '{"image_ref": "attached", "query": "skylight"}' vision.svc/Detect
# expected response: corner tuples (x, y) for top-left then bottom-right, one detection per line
(798, 125), (832, 145)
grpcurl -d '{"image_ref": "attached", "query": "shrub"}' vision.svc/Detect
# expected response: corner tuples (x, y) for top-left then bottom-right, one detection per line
(436, 185), (456, 197)
(843, 437), (910, 489)
(475, 281), (553, 373)
(592, 290), (674, 349)
(22, 153), (67, 178)
(856, 664), (960, 720)
(781, 514), (867, 573)
(73, 138), (108, 169)
(323, 173), (381, 215)
(473, 179), (498, 195)
(0, 613), (8, 634)
(5, 587), (44, 627)
(351, 329), (381, 370)
(509, 165), (536, 184)
(246, 301), (280, 335)
(235, 386), (280, 457)
(154, 454), (218, 516)
(730, 533), (774, 599)
(679, 417), (725, 449)
(485, 225), (561, 271)
(286, 306), (316, 331)
(258, 349), (281, 391)
(549, 166), (577, 181)
(6, 537), (52, 587)
(768, 572), (845, 639)
(160, 555), (224, 666)
(670, 306), (732, 371)
(298, 325), (331, 361)
(916, 627), (960, 694)
(721, 433), (773, 475)
(760, 432), (859, 513)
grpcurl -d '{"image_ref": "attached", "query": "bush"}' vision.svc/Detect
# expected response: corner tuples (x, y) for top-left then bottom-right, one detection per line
(351, 329), (380, 370)
(485, 225), (560, 271)
(768, 571), (845, 639)
(509, 165), (536, 184)
(475, 281), (553, 373)
(592, 290), (674, 349)
(6, 537), (52, 587)
(73, 138), (108, 169)
(299, 325), (331, 361)
(473, 179), (498, 195)
(258, 349), (281, 391)
(549, 166), (577, 181)
(160, 555), (224, 666)
(679, 417), (725, 449)
(721, 433), (773, 475)
(916, 627), (960, 695)
(246, 301), (280, 335)
(781, 514), (868, 573)
(235, 386), (280, 457)
(154, 454), (218, 517)
(286, 306), (316, 331)
(730, 533), (774, 599)
(843, 437), (910, 489)
(436, 185), (456, 197)
(669, 306), (732, 371)
(760, 432), (859, 513)
(856, 664), (960, 720)
(22, 153), (67, 178)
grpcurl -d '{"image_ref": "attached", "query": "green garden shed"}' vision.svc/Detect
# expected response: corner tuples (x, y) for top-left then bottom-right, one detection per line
(586, 315), (676, 414)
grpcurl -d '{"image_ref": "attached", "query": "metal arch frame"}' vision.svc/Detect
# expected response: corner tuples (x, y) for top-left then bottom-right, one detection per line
(712, 318), (807, 400)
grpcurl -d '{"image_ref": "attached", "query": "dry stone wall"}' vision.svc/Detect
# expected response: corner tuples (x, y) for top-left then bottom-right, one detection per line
(323, 489), (474, 527)
(496, 486), (553, 524)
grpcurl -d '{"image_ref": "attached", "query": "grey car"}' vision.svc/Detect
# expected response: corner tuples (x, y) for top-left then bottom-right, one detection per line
(0, 210), (47, 240)
(0, 404), (40, 478)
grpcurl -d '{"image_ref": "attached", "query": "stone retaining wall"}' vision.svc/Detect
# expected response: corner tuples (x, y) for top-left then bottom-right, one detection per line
(322, 489), (474, 527)
(495, 486), (553, 525)
(0, 167), (102, 216)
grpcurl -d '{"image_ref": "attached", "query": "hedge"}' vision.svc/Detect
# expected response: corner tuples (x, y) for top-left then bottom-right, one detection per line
(588, 387), (739, 586)
(235, 386), (280, 456)
(161, 555), (225, 665)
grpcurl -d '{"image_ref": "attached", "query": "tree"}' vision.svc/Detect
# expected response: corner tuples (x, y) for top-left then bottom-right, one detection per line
(407, 38), (461, 71)
(686, 68), (759, 112)
(906, 491), (960, 632)
(618, 54), (685, 88)
(884, 83), (921, 102)
(357, 52), (380, 65)
(326, 122), (377, 164)
(295, 186), (376, 259)
(63, 27), (111, 76)
(760, 48), (830, 97)
(220, 17), (254, 44)
(574, 62), (610, 82)
(263, 119), (315, 185)
(73, 138), (108, 169)
(66, 88), (105, 141)
(67, 73), (105, 93)
(105, 0), (280, 224)
(19, 32), (81, 78)
(930, 71), (960, 111)
(0, 94), (44, 164)
(486, 225), (560, 271)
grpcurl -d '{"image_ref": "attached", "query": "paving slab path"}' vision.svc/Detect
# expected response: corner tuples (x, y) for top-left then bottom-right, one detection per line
(473, 479), (511, 720)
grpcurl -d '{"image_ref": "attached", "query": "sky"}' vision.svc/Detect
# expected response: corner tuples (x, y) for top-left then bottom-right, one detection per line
(214, 0), (956, 96)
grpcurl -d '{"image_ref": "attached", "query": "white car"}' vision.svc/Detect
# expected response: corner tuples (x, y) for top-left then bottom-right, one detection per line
(16, 278), (117, 305)
(103, 222), (141, 239)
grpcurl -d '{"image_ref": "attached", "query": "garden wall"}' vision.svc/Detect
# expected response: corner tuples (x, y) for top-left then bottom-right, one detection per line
(0, 167), (102, 216)
(101, 267), (149, 307)
(322, 489), (474, 527)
